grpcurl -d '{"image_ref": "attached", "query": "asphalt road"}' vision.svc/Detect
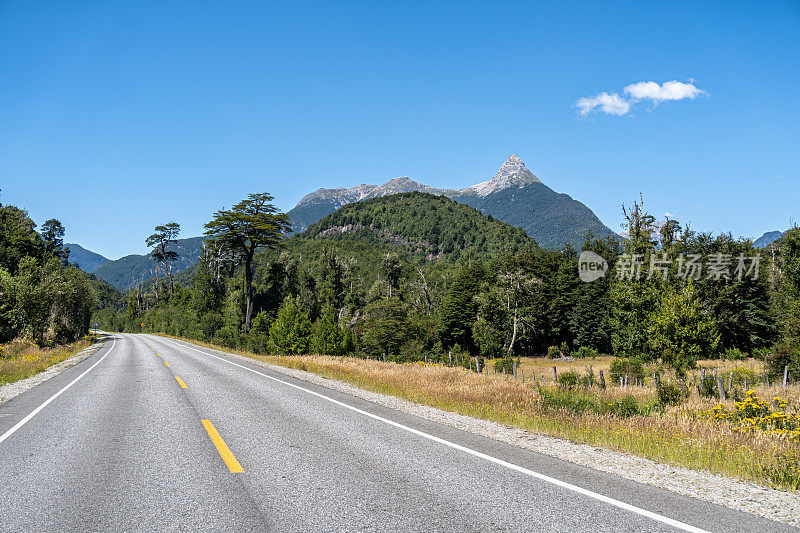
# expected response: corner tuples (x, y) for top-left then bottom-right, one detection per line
(0, 333), (793, 532)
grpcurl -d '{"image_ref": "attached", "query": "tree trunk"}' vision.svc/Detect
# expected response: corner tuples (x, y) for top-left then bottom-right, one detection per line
(165, 260), (173, 295)
(507, 301), (518, 358)
(244, 260), (254, 334)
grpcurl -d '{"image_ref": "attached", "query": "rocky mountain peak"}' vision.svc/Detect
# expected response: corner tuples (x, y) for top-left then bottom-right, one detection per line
(462, 154), (542, 197)
(364, 176), (454, 199)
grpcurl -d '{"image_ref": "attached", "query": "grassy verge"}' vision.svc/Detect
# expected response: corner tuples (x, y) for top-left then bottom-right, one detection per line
(0, 336), (98, 386)
(153, 334), (800, 490)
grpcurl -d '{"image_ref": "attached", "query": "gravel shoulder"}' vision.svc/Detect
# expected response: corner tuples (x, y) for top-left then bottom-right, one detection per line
(198, 344), (800, 528)
(0, 338), (107, 405)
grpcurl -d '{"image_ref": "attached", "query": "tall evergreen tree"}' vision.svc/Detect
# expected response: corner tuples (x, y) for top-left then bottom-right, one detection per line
(205, 193), (291, 333)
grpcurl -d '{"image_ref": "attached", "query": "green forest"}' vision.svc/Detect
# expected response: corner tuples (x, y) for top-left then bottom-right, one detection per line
(87, 191), (800, 381)
(0, 201), (113, 345)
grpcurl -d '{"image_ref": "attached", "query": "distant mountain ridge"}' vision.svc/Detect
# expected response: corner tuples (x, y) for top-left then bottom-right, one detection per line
(91, 236), (206, 290)
(66, 243), (109, 272)
(754, 230), (785, 248)
(287, 154), (615, 248)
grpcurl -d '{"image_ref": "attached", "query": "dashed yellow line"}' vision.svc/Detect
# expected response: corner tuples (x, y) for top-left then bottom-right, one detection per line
(201, 420), (244, 473)
(164, 361), (171, 367)
(175, 376), (187, 388)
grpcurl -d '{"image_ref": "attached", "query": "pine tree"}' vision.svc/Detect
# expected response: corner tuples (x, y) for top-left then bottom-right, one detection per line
(268, 295), (312, 354)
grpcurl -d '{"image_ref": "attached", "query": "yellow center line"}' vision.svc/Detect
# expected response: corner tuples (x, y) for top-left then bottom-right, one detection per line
(201, 420), (244, 473)
(164, 361), (171, 367)
(174, 376), (187, 389)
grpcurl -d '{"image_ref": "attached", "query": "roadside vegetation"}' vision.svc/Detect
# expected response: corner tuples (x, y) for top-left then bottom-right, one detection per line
(0, 195), (110, 385)
(0, 199), (107, 346)
(0, 335), (97, 386)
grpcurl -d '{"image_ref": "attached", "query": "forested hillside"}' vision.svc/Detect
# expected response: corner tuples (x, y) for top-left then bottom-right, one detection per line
(97, 191), (800, 384)
(66, 243), (109, 272)
(302, 192), (535, 260)
(456, 182), (615, 249)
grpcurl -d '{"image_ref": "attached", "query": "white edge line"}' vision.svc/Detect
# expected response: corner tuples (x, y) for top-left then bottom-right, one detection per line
(150, 334), (709, 533)
(0, 335), (117, 445)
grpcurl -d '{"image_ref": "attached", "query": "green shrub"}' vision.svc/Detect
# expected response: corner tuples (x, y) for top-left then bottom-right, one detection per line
(537, 387), (597, 415)
(493, 357), (517, 373)
(608, 357), (645, 384)
(729, 367), (757, 387)
(699, 377), (716, 398)
(547, 345), (560, 358)
(752, 347), (771, 361)
(557, 371), (579, 389)
(574, 346), (599, 359)
(610, 395), (640, 418)
(657, 382), (687, 406)
(723, 347), (747, 360)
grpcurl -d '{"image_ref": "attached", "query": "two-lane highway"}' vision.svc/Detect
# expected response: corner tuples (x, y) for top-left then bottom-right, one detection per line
(0, 334), (791, 532)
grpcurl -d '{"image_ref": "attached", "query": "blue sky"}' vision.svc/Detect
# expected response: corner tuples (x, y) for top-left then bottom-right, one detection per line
(1, 1), (798, 259)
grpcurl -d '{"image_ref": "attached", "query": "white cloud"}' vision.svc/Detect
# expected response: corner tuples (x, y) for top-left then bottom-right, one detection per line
(575, 79), (706, 116)
(624, 80), (705, 103)
(664, 211), (674, 218)
(574, 92), (631, 116)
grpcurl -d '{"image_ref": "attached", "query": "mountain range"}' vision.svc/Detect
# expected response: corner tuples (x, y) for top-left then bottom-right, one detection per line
(753, 230), (785, 249)
(89, 237), (206, 290)
(66, 243), (110, 272)
(287, 154), (616, 249)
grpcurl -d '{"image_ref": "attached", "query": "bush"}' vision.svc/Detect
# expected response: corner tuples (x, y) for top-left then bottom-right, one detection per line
(494, 357), (518, 373)
(752, 347), (771, 361)
(547, 345), (560, 358)
(559, 341), (571, 357)
(608, 357), (645, 384)
(723, 347), (747, 360)
(698, 377), (716, 398)
(574, 346), (599, 359)
(537, 387), (597, 415)
(657, 382), (687, 406)
(557, 371), (579, 390)
(729, 367), (757, 387)
(610, 395), (640, 418)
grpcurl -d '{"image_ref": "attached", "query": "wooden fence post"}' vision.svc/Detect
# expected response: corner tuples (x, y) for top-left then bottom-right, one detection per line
(728, 371), (734, 392)
(717, 378), (726, 400)
(448, 351), (452, 366)
(553, 366), (557, 383)
(513, 361), (517, 380)
(521, 369), (525, 384)
(744, 375), (748, 391)
(599, 370), (605, 389)
(765, 372), (770, 387)
(784, 366), (789, 388)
